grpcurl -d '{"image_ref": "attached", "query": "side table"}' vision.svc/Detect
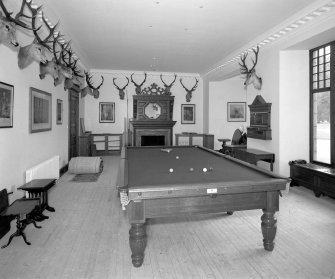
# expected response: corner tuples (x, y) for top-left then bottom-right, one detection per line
(18, 179), (56, 213)
(1, 198), (41, 248)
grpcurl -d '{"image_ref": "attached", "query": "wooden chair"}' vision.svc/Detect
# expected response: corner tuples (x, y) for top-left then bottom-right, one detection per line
(218, 129), (247, 157)
(0, 189), (15, 240)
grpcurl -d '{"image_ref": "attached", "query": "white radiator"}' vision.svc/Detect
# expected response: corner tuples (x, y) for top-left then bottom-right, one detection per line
(25, 155), (60, 183)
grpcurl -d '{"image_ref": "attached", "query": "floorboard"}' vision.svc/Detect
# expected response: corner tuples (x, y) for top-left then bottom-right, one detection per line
(1, 155), (335, 279)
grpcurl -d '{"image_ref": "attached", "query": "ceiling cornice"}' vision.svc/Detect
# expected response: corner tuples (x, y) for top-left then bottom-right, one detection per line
(201, 0), (335, 80)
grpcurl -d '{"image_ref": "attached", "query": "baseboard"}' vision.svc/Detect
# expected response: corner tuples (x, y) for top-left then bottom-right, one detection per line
(60, 164), (68, 177)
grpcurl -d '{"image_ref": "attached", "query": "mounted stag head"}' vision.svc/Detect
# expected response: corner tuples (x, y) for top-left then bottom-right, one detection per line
(62, 46), (83, 90)
(113, 76), (129, 100)
(18, 7), (57, 69)
(0, 0), (35, 47)
(239, 46), (262, 90)
(180, 77), (199, 102)
(160, 73), (177, 95)
(81, 72), (104, 99)
(130, 72), (147, 95)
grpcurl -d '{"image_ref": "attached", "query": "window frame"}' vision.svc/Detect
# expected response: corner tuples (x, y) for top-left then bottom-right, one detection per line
(309, 41), (335, 167)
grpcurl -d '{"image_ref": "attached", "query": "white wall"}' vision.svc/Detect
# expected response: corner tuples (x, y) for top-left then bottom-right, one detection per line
(209, 77), (249, 151)
(82, 71), (203, 144)
(279, 50), (310, 175)
(0, 45), (69, 197)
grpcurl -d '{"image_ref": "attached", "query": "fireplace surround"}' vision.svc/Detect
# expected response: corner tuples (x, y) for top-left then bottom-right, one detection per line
(130, 84), (176, 147)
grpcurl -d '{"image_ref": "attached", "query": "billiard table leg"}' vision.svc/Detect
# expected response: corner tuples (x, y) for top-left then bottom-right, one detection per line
(129, 223), (147, 267)
(261, 210), (277, 251)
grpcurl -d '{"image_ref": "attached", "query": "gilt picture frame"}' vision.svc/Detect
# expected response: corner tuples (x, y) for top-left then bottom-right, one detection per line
(227, 102), (246, 122)
(99, 102), (115, 123)
(56, 99), (63, 125)
(30, 87), (52, 133)
(0, 81), (14, 128)
(181, 104), (195, 124)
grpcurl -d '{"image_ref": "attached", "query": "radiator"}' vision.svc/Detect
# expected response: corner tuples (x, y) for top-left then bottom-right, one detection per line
(25, 155), (60, 183)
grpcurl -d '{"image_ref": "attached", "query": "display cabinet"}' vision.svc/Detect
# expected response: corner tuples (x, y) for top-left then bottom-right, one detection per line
(247, 95), (272, 140)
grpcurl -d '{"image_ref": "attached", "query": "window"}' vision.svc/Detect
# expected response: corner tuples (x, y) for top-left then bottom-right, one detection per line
(310, 42), (334, 166)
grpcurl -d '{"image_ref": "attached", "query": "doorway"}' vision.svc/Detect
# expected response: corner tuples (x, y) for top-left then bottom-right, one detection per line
(68, 88), (79, 161)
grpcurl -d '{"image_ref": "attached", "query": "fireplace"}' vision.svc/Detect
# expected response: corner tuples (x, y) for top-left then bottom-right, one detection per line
(130, 90), (176, 147)
(141, 135), (165, 146)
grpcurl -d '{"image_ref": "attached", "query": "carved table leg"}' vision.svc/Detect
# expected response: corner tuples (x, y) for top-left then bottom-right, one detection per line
(129, 223), (147, 267)
(261, 209), (277, 251)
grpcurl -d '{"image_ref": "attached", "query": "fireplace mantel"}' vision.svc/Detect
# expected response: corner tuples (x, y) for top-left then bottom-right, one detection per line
(130, 94), (176, 146)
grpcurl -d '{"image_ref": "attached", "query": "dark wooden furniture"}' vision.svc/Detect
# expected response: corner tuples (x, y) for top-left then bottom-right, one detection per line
(91, 133), (123, 155)
(18, 179), (56, 213)
(131, 93), (176, 146)
(118, 146), (289, 267)
(0, 189), (15, 240)
(247, 95), (272, 140)
(218, 128), (247, 156)
(1, 198), (41, 248)
(78, 132), (93, 156)
(175, 133), (214, 149)
(235, 148), (275, 171)
(289, 161), (335, 198)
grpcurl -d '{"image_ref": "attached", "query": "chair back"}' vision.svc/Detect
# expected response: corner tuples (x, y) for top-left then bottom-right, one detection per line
(0, 189), (10, 213)
(231, 129), (243, 145)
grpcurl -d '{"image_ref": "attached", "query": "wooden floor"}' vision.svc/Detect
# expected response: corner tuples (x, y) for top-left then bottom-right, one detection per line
(1, 156), (335, 279)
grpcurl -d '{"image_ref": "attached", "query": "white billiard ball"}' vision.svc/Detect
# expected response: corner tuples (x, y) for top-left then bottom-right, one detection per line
(176, 156), (179, 159)
(169, 168), (174, 173)
(189, 167), (194, 172)
(203, 168), (207, 172)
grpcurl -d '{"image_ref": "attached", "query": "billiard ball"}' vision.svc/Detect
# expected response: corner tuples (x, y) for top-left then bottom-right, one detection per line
(169, 168), (174, 173)
(203, 168), (207, 172)
(176, 156), (179, 159)
(189, 168), (194, 172)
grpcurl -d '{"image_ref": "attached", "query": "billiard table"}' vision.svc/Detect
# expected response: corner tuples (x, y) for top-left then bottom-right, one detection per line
(117, 145), (289, 267)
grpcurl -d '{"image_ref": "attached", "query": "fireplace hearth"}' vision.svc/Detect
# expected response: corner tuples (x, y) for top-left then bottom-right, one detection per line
(141, 135), (165, 146)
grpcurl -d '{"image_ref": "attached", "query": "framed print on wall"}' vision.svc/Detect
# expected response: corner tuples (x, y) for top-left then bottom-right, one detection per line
(99, 102), (115, 123)
(30, 87), (52, 133)
(56, 99), (63, 125)
(227, 102), (246, 122)
(181, 104), (195, 124)
(0, 81), (14, 128)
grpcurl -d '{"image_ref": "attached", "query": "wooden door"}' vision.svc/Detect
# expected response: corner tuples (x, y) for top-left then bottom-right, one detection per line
(68, 89), (79, 160)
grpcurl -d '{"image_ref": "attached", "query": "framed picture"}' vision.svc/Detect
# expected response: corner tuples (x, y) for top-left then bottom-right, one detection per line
(30, 87), (52, 133)
(227, 102), (246, 122)
(0, 82), (14, 128)
(56, 99), (63, 125)
(99, 102), (115, 123)
(181, 104), (195, 124)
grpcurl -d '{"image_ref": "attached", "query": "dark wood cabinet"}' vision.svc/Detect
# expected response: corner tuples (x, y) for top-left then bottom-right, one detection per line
(78, 133), (92, 156)
(290, 161), (335, 198)
(247, 95), (272, 140)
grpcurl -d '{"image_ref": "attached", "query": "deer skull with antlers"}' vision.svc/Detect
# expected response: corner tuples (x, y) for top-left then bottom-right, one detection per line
(180, 77), (199, 102)
(239, 46), (262, 90)
(130, 73), (147, 95)
(0, 0), (35, 47)
(160, 73), (177, 95)
(113, 76), (129, 100)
